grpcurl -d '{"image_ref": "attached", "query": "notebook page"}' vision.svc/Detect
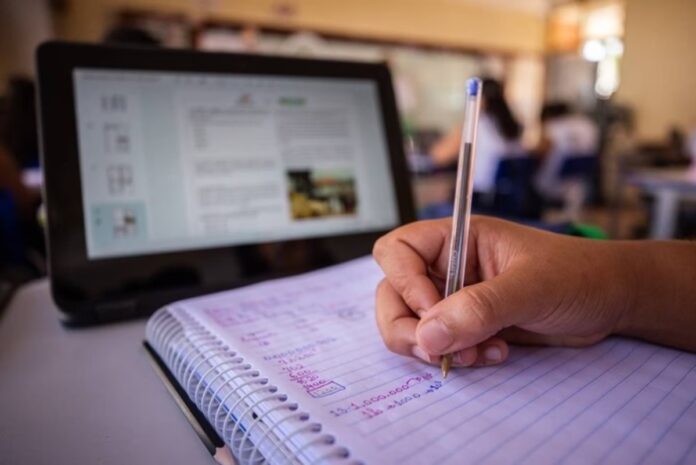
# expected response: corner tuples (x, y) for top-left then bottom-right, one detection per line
(179, 256), (696, 465)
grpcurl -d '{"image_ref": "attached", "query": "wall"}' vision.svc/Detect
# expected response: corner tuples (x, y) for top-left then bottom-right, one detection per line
(0, 0), (54, 86)
(53, 0), (546, 54)
(616, 0), (696, 141)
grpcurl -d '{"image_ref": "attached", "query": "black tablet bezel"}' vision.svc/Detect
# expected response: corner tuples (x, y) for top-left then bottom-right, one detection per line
(36, 41), (415, 324)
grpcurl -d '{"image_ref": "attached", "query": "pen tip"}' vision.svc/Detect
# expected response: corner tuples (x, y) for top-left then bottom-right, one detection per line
(441, 355), (451, 378)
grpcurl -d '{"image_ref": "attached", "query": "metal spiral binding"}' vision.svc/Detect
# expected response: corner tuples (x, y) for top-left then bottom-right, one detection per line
(146, 306), (357, 465)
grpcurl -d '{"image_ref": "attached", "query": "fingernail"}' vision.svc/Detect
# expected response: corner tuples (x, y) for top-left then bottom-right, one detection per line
(484, 346), (502, 363)
(418, 319), (453, 353)
(411, 346), (431, 363)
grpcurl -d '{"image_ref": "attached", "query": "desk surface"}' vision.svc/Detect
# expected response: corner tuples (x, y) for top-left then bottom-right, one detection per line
(0, 279), (215, 465)
(626, 167), (696, 192)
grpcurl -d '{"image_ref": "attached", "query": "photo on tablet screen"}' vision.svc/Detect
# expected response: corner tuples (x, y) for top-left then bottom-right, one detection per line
(287, 169), (358, 220)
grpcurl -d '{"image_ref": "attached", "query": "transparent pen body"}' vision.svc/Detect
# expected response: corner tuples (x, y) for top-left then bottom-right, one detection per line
(445, 78), (482, 297)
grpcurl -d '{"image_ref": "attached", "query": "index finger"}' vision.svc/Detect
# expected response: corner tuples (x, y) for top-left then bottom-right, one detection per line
(372, 219), (450, 313)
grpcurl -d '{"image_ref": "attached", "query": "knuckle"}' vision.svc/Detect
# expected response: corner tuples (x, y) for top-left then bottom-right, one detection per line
(372, 234), (392, 261)
(400, 281), (419, 307)
(383, 327), (411, 355)
(372, 236), (384, 259)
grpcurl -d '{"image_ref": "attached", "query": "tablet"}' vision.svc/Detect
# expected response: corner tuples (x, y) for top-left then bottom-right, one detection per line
(36, 42), (414, 324)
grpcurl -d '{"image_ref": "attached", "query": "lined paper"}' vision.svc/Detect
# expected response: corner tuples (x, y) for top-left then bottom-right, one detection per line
(181, 256), (696, 465)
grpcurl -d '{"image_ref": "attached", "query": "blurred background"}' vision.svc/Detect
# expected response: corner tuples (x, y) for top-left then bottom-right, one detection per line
(1, 0), (696, 292)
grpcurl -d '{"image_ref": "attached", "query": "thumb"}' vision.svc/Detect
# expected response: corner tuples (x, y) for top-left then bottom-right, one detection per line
(416, 270), (534, 354)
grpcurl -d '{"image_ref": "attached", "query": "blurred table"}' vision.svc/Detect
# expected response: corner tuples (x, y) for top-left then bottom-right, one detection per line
(0, 279), (215, 465)
(626, 167), (696, 239)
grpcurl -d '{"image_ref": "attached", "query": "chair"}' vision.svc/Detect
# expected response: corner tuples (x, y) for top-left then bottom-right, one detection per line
(0, 190), (44, 292)
(418, 156), (542, 221)
(491, 157), (542, 220)
(559, 154), (598, 181)
(0, 190), (25, 264)
(557, 153), (598, 221)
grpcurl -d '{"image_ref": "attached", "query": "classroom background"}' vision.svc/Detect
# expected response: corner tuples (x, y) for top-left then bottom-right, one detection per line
(2, 0), (696, 298)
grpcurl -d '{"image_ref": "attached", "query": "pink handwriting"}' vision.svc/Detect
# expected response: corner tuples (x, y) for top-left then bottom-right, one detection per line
(329, 374), (438, 419)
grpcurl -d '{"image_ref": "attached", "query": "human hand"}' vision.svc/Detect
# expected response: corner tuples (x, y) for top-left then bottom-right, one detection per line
(372, 216), (632, 367)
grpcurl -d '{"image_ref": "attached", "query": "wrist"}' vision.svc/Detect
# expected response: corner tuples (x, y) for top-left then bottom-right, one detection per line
(610, 240), (696, 351)
(610, 242), (644, 337)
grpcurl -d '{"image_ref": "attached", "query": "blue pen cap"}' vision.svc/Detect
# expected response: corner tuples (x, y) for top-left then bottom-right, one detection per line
(466, 78), (481, 96)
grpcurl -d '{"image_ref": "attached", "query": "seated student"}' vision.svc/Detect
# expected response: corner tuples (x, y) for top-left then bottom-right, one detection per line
(0, 78), (42, 251)
(102, 25), (161, 47)
(687, 125), (696, 169)
(1, 77), (40, 169)
(0, 145), (39, 222)
(535, 102), (599, 203)
(430, 78), (526, 197)
(372, 216), (696, 367)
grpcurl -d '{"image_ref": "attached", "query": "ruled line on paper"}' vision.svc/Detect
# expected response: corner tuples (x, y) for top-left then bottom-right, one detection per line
(637, 387), (696, 465)
(422, 341), (625, 465)
(393, 343), (622, 463)
(676, 433), (696, 465)
(473, 345), (653, 464)
(321, 358), (425, 407)
(510, 346), (659, 465)
(555, 352), (683, 465)
(598, 363), (696, 465)
(365, 348), (550, 439)
(327, 357), (416, 385)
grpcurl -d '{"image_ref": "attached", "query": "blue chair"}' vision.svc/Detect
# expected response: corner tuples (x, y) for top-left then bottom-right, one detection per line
(0, 190), (25, 265)
(491, 157), (542, 220)
(559, 153), (598, 181)
(418, 156), (542, 221)
(557, 153), (599, 209)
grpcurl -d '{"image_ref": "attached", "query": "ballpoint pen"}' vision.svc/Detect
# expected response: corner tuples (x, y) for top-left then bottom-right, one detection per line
(441, 77), (483, 378)
(144, 342), (237, 465)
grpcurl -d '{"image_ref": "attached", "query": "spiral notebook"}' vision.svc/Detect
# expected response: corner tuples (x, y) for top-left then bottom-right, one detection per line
(145, 256), (696, 465)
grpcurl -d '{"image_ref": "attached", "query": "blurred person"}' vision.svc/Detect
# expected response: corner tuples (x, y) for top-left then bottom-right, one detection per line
(688, 125), (696, 169)
(0, 79), (43, 272)
(1, 77), (39, 168)
(535, 102), (599, 202)
(102, 25), (161, 47)
(668, 128), (686, 161)
(0, 145), (39, 222)
(0, 77), (41, 220)
(430, 78), (526, 196)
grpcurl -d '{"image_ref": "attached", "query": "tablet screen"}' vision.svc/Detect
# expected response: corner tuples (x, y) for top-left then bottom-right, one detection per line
(73, 69), (400, 259)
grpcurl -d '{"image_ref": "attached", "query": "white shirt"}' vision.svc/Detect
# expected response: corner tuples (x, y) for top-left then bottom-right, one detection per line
(473, 114), (526, 193)
(544, 114), (599, 156)
(536, 114), (599, 199)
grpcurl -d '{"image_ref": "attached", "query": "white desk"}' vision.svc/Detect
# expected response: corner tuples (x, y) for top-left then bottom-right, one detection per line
(626, 167), (696, 239)
(0, 279), (216, 465)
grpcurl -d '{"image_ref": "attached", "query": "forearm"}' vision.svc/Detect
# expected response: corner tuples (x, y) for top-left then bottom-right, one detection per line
(613, 240), (696, 351)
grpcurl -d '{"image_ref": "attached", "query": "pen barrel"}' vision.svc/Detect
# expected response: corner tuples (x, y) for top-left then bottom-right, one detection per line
(462, 99), (479, 143)
(444, 78), (482, 298)
(445, 142), (474, 296)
